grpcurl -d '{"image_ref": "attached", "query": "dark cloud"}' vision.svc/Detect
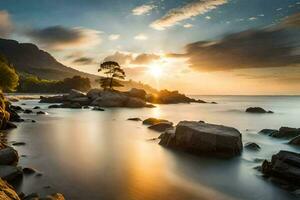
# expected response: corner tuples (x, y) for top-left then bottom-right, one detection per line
(169, 15), (300, 71)
(73, 57), (95, 65)
(103, 52), (161, 65)
(26, 26), (101, 50)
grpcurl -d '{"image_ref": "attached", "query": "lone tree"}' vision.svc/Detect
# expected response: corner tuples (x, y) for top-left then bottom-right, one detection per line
(98, 61), (125, 90)
(0, 54), (19, 92)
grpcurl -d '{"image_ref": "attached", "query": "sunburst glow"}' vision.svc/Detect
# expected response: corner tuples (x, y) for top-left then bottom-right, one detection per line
(148, 65), (162, 78)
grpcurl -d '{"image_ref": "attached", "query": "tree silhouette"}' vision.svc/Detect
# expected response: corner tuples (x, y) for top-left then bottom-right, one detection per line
(98, 61), (125, 90)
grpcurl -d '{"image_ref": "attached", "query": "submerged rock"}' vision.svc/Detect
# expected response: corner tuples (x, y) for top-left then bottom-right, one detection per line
(36, 111), (46, 115)
(159, 121), (243, 158)
(23, 109), (33, 114)
(92, 107), (105, 111)
(245, 107), (273, 113)
(259, 129), (279, 136)
(262, 151), (300, 189)
(142, 118), (169, 125)
(4, 122), (17, 130)
(244, 142), (261, 151)
(12, 142), (26, 146)
(22, 167), (36, 175)
(48, 105), (61, 109)
(127, 117), (142, 121)
(148, 122), (173, 132)
(0, 165), (22, 182)
(33, 106), (40, 109)
(259, 127), (300, 138)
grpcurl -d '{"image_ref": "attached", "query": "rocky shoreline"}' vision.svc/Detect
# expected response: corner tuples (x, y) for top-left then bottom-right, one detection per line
(0, 92), (65, 200)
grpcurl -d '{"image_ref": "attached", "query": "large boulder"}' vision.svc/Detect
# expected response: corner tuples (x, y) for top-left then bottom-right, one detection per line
(0, 165), (22, 182)
(69, 97), (91, 106)
(87, 89), (102, 100)
(147, 90), (206, 104)
(0, 147), (18, 165)
(40, 95), (64, 103)
(159, 121), (243, 158)
(91, 91), (128, 107)
(262, 151), (300, 188)
(125, 97), (147, 108)
(127, 88), (147, 100)
(289, 136), (300, 146)
(148, 122), (173, 132)
(0, 178), (20, 200)
(64, 89), (85, 100)
(245, 107), (273, 113)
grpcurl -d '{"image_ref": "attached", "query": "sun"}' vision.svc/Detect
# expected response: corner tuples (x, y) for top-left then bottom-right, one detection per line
(148, 65), (162, 78)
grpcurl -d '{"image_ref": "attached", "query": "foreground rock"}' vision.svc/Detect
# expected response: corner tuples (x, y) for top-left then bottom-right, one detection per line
(0, 178), (20, 200)
(0, 148), (18, 165)
(244, 142), (260, 151)
(148, 122), (173, 132)
(259, 127), (300, 138)
(0, 165), (22, 182)
(289, 136), (300, 146)
(246, 107), (273, 113)
(159, 121), (243, 158)
(262, 151), (300, 190)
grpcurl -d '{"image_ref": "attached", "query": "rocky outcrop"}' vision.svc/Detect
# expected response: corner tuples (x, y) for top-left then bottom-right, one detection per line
(148, 122), (173, 132)
(262, 151), (300, 189)
(259, 127), (300, 138)
(159, 121), (243, 158)
(0, 178), (20, 200)
(245, 107), (273, 113)
(289, 136), (300, 146)
(0, 148), (18, 165)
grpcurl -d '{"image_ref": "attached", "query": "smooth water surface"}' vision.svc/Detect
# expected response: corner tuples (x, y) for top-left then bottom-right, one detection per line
(5, 95), (300, 200)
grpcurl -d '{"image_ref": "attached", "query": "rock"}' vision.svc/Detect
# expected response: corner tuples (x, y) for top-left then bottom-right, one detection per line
(23, 109), (33, 114)
(0, 166), (23, 182)
(127, 88), (147, 100)
(36, 111), (46, 115)
(259, 129), (279, 136)
(142, 118), (169, 125)
(7, 108), (23, 122)
(48, 105), (61, 109)
(60, 102), (82, 109)
(4, 122), (17, 130)
(127, 118), (142, 121)
(147, 90), (206, 104)
(289, 136), (300, 146)
(91, 91), (129, 107)
(69, 97), (91, 106)
(22, 167), (36, 175)
(245, 107), (273, 113)
(262, 151), (300, 188)
(125, 97), (148, 108)
(9, 105), (23, 112)
(83, 106), (90, 109)
(159, 121), (243, 158)
(0, 178), (21, 200)
(23, 193), (39, 200)
(148, 122), (173, 132)
(0, 147), (18, 165)
(275, 127), (300, 138)
(92, 107), (105, 111)
(40, 95), (64, 103)
(12, 142), (26, 146)
(87, 88), (102, 100)
(244, 142), (261, 151)
(33, 106), (40, 109)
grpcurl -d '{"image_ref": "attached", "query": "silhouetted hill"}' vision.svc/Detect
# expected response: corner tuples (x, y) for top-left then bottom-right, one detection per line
(0, 38), (99, 81)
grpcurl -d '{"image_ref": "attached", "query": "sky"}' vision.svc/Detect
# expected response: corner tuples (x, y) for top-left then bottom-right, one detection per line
(0, 0), (300, 95)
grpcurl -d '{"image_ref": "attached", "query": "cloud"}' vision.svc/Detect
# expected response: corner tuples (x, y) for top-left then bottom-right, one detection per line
(103, 51), (161, 66)
(109, 34), (120, 41)
(25, 26), (102, 50)
(132, 4), (156, 15)
(72, 57), (95, 65)
(0, 10), (13, 37)
(169, 22), (300, 71)
(183, 23), (193, 28)
(134, 33), (148, 40)
(150, 0), (227, 30)
(249, 17), (257, 21)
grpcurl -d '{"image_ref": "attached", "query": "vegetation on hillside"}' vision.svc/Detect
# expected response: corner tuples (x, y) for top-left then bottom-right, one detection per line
(0, 55), (19, 92)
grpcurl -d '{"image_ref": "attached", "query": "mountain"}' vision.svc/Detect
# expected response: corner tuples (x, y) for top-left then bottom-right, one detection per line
(0, 38), (99, 82)
(0, 38), (157, 93)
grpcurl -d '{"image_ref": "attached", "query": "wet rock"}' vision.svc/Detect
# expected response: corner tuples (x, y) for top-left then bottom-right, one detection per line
(4, 122), (17, 130)
(12, 142), (26, 146)
(244, 142), (261, 151)
(0, 166), (23, 182)
(31, 120), (36, 123)
(83, 106), (90, 109)
(33, 106), (40, 109)
(69, 97), (91, 106)
(0, 147), (18, 165)
(66, 89), (85, 99)
(125, 97), (148, 108)
(36, 111), (46, 115)
(23, 193), (39, 200)
(262, 151), (300, 189)
(127, 117), (142, 121)
(275, 127), (300, 138)
(92, 107), (105, 111)
(60, 102), (82, 109)
(23, 109), (33, 114)
(245, 107), (273, 113)
(48, 105), (61, 109)
(40, 95), (64, 103)
(159, 121), (243, 158)
(87, 88), (102, 100)
(142, 118), (169, 126)
(289, 136), (300, 146)
(22, 167), (36, 175)
(148, 122), (173, 132)
(0, 177), (21, 200)
(259, 129), (279, 136)
(127, 88), (147, 100)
